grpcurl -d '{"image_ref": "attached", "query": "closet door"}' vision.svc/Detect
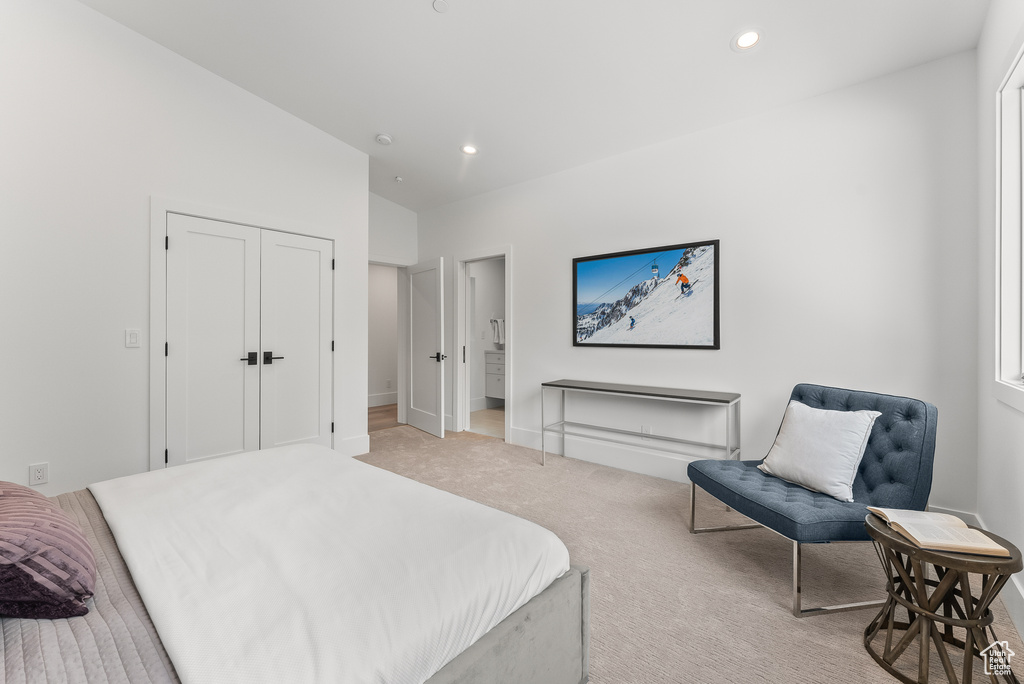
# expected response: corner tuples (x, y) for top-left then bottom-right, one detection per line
(166, 214), (261, 464)
(259, 231), (333, 449)
(165, 215), (333, 467)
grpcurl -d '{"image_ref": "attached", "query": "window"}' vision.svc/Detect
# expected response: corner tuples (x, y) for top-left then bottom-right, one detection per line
(995, 57), (1024, 411)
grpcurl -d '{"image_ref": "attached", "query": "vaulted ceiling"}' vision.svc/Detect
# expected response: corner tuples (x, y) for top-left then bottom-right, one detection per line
(76, 0), (990, 211)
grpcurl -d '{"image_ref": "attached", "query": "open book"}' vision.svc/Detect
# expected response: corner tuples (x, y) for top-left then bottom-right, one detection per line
(868, 507), (1010, 558)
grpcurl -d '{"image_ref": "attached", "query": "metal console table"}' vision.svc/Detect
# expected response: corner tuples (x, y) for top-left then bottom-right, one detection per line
(540, 379), (740, 466)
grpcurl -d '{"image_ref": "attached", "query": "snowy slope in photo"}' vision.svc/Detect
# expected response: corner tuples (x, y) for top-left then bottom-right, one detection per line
(582, 245), (715, 346)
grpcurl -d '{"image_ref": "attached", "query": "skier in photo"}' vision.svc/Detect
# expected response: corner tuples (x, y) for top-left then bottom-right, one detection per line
(675, 271), (691, 296)
(629, 316), (635, 330)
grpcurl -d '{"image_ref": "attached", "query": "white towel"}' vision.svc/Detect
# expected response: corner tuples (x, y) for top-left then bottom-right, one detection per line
(491, 318), (505, 344)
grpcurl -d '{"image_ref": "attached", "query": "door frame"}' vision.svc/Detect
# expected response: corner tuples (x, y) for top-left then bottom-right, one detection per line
(454, 245), (512, 441)
(149, 196), (338, 471)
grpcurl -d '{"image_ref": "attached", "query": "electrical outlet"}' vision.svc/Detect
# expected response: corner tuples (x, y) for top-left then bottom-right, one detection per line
(640, 425), (652, 441)
(386, 379), (393, 390)
(29, 463), (48, 486)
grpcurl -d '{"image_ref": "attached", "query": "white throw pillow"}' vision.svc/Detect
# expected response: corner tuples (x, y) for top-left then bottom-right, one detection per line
(757, 400), (881, 502)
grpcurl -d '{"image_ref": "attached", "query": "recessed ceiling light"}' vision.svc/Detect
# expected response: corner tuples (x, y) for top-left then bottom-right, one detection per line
(461, 145), (479, 155)
(737, 31), (759, 48)
(375, 133), (393, 145)
(731, 29), (762, 52)
(433, 0), (449, 13)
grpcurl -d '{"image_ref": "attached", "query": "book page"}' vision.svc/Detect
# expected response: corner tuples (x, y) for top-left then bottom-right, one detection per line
(893, 522), (1009, 556)
(868, 507), (966, 528)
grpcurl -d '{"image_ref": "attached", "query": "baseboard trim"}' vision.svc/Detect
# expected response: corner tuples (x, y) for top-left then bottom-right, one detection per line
(511, 428), (700, 482)
(998, 574), (1024, 640)
(368, 392), (397, 408)
(334, 434), (370, 458)
(511, 427), (544, 452)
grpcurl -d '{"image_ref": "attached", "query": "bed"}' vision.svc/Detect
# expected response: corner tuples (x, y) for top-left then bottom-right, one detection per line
(0, 444), (589, 684)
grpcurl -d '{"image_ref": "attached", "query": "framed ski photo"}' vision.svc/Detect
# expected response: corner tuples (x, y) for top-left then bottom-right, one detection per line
(573, 239), (720, 349)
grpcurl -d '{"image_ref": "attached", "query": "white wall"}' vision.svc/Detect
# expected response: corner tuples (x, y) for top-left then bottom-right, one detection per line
(976, 0), (1024, 635)
(369, 193), (418, 266)
(0, 0), (369, 494)
(368, 265), (399, 406)
(468, 258), (505, 409)
(419, 52), (979, 512)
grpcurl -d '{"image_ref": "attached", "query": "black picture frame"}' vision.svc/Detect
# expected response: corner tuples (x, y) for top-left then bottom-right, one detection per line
(572, 239), (720, 349)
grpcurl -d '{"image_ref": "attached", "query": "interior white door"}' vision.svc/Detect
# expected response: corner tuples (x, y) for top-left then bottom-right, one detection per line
(408, 258), (445, 438)
(166, 213), (261, 464)
(166, 214), (333, 466)
(260, 231), (333, 448)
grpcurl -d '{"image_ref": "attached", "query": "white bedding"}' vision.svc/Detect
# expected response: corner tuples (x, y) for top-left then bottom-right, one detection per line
(88, 444), (570, 684)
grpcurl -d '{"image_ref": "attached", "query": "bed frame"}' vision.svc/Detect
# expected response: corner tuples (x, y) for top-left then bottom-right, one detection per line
(430, 565), (590, 684)
(0, 490), (590, 684)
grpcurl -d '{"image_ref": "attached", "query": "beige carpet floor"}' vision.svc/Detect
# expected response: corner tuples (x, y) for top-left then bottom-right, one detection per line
(359, 426), (1024, 684)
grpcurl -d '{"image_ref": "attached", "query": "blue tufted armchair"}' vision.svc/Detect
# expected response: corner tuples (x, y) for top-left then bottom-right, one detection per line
(686, 383), (938, 617)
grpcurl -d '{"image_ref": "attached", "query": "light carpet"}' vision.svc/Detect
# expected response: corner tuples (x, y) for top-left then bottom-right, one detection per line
(360, 427), (1024, 684)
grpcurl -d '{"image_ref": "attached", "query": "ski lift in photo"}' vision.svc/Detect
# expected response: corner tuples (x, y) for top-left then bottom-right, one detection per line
(651, 261), (659, 277)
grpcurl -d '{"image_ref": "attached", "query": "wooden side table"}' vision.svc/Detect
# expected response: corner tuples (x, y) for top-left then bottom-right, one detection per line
(864, 514), (1022, 684)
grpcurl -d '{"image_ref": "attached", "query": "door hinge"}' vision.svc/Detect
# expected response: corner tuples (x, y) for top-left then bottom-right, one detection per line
(331, 340), (334, 351)
(463, 345), (466, 363)
(165, 235), (169, 250)
(164, 342), (168, 356)
(164, 449), (168, 465)
(332, 258), (335, 270)
(331, 422), (335, 433)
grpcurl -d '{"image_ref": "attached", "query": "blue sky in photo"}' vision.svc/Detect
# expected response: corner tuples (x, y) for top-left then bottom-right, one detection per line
(576, 248), (686, 306)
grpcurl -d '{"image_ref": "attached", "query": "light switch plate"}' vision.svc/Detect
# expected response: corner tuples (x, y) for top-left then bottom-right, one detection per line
(125, 328), (141, 348)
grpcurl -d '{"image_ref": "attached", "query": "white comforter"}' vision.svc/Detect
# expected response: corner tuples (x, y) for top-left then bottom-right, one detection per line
(88, 444), (570, 684)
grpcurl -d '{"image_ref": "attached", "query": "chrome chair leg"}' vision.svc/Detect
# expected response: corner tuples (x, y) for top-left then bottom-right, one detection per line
(687, 481), (761, 534)
(792, 541), (885, 618)
(689, 483), (885, 617)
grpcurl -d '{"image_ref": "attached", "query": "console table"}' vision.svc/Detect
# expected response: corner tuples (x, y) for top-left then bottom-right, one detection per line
(540, 379), (740, 467)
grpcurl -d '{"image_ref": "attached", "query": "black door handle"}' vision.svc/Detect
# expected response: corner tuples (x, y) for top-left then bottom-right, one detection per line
(239, 352), (258, 365)
(264, 351), (285, 364)
(429, 352), (447, 362)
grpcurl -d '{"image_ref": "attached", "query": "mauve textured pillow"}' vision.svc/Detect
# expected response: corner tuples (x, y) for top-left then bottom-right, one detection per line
(0, 482), (96, 618)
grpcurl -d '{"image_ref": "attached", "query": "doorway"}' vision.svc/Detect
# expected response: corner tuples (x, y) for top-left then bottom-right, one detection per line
(466, 258), (505, 438)
(369, 258), (447, 440)
(367, 264), (400, 432)
(455, 247), (512, 442)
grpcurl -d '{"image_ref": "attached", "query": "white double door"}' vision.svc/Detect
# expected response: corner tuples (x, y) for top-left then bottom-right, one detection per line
(166, 214), (333, 466)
